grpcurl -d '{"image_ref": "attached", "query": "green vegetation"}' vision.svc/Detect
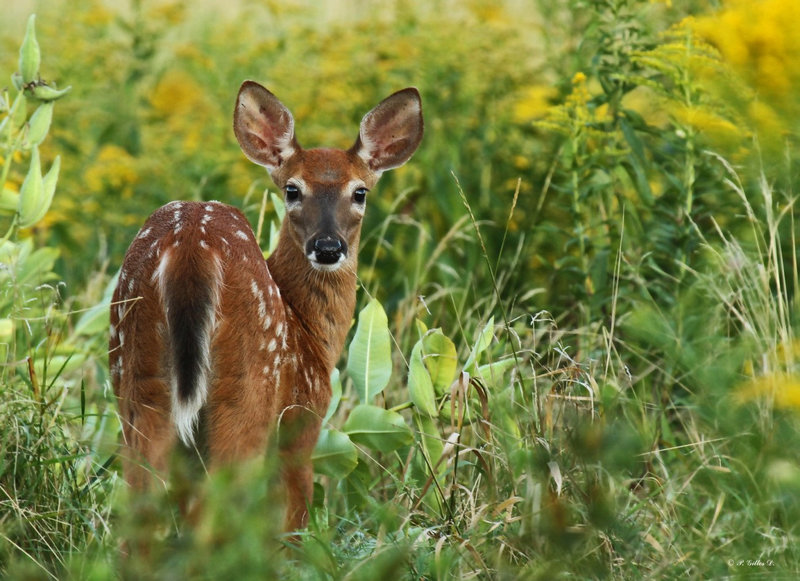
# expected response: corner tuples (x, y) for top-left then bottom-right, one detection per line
(2, 0), (800, 578)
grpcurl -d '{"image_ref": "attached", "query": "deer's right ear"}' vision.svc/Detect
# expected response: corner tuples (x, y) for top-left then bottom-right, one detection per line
(234, 81), (298, 172)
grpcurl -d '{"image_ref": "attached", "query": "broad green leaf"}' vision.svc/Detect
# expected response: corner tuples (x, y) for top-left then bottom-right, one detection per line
(270, 191), (285, 221)
(475, 357), (517, 390)
(414, 318), (428, 338)
(73, 301), (110, 337)
(422, 329), (458, 395)
(347, 299), (392, 402)
(343, 404), (412, 452)
(415, 414), (444, 477)
(463, 316), (495, 374)
(313, 428), (358, 479)
(408, 338), (437, 417)
(16, 245), (59, 286)
(322, 368), (342, 425)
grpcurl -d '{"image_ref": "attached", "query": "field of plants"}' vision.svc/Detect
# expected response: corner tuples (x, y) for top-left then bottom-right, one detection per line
(2, 0), (800, 578)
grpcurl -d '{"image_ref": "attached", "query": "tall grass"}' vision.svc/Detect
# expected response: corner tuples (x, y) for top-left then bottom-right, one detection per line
(1, 0), (800, 579)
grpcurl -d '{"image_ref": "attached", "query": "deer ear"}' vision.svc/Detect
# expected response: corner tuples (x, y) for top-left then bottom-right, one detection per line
(234, 81), (298, 172)
(352, 87), (423, 174)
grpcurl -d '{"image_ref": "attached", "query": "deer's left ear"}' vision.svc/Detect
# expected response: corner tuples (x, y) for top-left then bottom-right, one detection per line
(351, 87), (423, 174)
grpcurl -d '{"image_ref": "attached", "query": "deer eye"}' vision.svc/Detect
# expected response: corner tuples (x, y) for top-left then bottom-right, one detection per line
(285, 184), (301, 203)
(353, 187), (368, 204)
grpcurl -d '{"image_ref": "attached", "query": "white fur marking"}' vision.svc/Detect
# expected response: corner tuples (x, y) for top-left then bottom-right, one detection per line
(235, 230), (249, 241)
(171, 251), (223, 446)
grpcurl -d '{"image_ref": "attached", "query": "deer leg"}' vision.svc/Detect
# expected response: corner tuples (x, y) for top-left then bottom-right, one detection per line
(278, 404), (322, 531)
(205, 375), (273, 465)
(118, 377), (174, 491)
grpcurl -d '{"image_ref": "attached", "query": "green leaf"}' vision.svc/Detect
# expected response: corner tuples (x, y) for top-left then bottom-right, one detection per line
(17, 145), (43, 228)
(347, 298), (392, 403)
(0, 188), (20, 213)
(15, 244), (59, 286)
(25, 101), (53, 147)
(322, 368), (342, 425)
(408, 338), (437, 417)
(414, 413), (444, 477)
(475, 358), (517, 390)
(422, 329), (458, 395)
(313, 428), (358, 479)
(343, 404), (412, 452)
(463, 317), (495, 374)
(620, 116), (654, 205)
(19, 15), (40, 85)
(270, 191), (285, 221)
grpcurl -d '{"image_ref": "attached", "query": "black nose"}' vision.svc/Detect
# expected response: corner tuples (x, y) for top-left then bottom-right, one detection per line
(312, 237), (345, 264)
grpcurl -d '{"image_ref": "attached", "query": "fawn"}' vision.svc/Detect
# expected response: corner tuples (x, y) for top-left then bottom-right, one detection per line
(110, 80), (423, 531)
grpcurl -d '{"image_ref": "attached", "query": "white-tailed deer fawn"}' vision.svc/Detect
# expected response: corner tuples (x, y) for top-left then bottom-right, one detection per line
(110, 81), (423, 531)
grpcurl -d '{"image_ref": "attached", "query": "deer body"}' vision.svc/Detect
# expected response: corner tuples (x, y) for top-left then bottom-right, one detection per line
(110, 81), (422, 531)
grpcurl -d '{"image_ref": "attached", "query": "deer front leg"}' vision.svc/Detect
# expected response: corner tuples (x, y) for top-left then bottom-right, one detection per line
(278, 404), (322, 531)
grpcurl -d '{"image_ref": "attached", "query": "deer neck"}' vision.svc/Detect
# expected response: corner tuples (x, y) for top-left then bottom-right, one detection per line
(266, 233), (357, 370)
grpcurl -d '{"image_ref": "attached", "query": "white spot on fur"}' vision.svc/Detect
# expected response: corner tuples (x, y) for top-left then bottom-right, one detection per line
(118, 329), (125, 346)
(262, 365), (270, 376)
(152, 251), (172, 287)
(199, 239), (209, 250)
(110, 324), (117, 339)
(235, 230), (249, 241)
(267, 338), (277, 352)
(136, 227), (152, 240)
(250, 280), (267, 322)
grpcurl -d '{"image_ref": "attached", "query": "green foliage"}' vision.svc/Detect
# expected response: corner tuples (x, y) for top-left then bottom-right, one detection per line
(3, 1), (800, 579)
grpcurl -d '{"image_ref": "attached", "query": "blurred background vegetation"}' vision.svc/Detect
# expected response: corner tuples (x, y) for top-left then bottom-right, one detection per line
(2, 0), (800, 578)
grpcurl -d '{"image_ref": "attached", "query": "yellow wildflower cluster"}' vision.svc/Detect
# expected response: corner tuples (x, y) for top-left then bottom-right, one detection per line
(692, 0), (800, 142)
(84, 144), (139, 198)
(535, 72), (615, 147)
(513, 84), (558, 124)
(738, 339), (800, 410)
(149, 70), (216, 155)
(694, 0), (800, 101)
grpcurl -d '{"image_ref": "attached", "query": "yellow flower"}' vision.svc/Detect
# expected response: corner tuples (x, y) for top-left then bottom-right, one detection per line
(737, 373), (800, 410)
(513, 85), (558, 123)
(84, 144), (139, 197)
